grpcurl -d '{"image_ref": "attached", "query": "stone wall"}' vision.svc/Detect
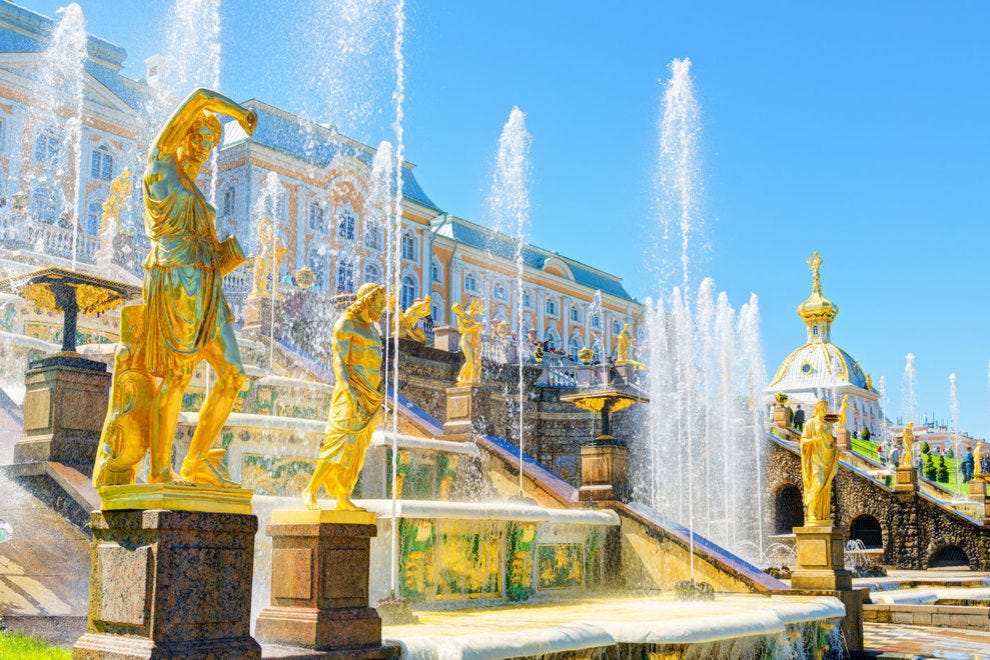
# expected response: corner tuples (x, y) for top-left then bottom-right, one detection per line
(766, 437), (990, 570)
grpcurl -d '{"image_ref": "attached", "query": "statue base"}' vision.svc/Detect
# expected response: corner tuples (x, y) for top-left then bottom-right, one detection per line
(772, 404), (793, 430)
(97, 483), (254, 515)
(834, 427), (850, 451)
(442, 385), (487, 441)
(893, 466), (918, 492)
(432, 325), (459, 352)
(790, 525), (852, 590)
(578, 440), (629, 502)
(968, 479), (990, 523)
(71, 509), (259, 659)
(255, 509), (398, 657)
(15, 353), (110, 471)
(243, 291), (285, 340)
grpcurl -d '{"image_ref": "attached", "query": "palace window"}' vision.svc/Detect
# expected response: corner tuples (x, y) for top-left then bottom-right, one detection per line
(401, 232), (416, 261)
(545, 299), (557, 316)
(220, 187), (235, 217)
(34, 129), (58, 163)
(401, 275), (417, 310)
(431, 257), (443, 284)
(307, 246), (329, 291)
(523, 291), (532, 309)
(613, 320), (622, 334)
(570, 307), (580, 322)
(90, 146), (113, 181)
(0, 117), (7, 152)
(365, 221), (384, 250)
(494, 284), (507, 301)
(29, 186), (57, 222)
(85, 201), (102, 235)
(337, 205), (356, 241)
(592, 314), (601, 329)
(364, 262), (382, 284)
(336, 259), (355, 293)
(464, 272), (478, 292)
(308, 203), (324, 232)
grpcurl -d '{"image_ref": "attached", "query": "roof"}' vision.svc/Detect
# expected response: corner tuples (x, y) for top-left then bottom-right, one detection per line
(438, 216), (636, 302)
(223, 100), (440, 212)
(769, 340), (868, 391)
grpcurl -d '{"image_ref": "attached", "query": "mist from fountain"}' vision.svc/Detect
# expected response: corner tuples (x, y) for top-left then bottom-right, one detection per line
(252, 171), (283, 369)
(902, 353), (917, 424)
(949, 372), (961, 492)
(636, 58), (768, 566)
(486, 106), (532, 495)
(32, 3), (87, 270)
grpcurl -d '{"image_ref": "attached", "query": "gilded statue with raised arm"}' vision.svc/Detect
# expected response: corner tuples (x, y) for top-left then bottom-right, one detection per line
(303, 283), (387, 510)
(800, 400), (839, 526)
(92, 89), (256, 491)
(452, 297), (484, 386)
(837, 395), (849, 429)
(615, 323), (645, 370)
(899, 422), (915, 469)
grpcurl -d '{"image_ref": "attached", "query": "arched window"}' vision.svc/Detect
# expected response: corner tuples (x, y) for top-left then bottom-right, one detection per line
(307, 245), (329, 291)
(543, 327), (560, 350)
(34, 129), (58, 163)
(337, 204), (356, 241)
(30, 186), (58, 223)
(90, 145), (113, 181)
(545, 298), (558, 316)
(336, 258), (355, 293)
(431, 257), (443, 284)
(401, 232), (416, 261)
(220, 187), (235, 217)
(400, 275), (417, 310)
(363, 262), (382, 285)
(569, 336), (582, 361)
(85, 201), (102, 235)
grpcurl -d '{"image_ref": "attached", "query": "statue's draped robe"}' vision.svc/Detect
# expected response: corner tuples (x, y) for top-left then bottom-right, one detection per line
(456, 317), (481, 385)
(142, 153), (231, 377)
(800, 416), (838, 524)
(316, 315), (385, 497)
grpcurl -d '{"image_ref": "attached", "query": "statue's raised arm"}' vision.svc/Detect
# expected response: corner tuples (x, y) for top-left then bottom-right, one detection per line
(152, 88), (256, 160)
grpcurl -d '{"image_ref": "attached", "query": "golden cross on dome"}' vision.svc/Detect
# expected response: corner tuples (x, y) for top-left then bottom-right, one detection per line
(807, 251), (823, 290)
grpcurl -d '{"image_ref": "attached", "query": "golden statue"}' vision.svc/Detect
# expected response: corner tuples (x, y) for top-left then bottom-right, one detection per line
(91, 89), (256, 491)
(303, 283), (388, 511)
(251, 215), (287, 297)
(800, 400), (839, 526)
(452, 298), (484, 386)
(614, 323), (645, 369)
(974, 441), (985, 480)
(837, 395), (849, 429)
(496, 320), (511, 339)
(899, 422), (915, 469)
(100, 168), (132, 232)
(390, 294), (432, 343)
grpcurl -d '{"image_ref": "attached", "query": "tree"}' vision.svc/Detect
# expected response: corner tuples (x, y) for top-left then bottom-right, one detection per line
(935, 455), (949, 483)
(860, 427), (871, 441)
(923, 452), (936, 480)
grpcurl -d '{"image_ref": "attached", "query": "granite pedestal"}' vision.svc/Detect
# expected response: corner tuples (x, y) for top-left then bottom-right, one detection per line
(15, 353), (110, 471)
(243, 291), (285, 340)
(834, 427), (850, 452)
(893, 465), (918, 493)
(442, 385), (487, 441)
(579, 441), (629, 502)
(72, 509), (260, 659)
(255, 509), (398, 658)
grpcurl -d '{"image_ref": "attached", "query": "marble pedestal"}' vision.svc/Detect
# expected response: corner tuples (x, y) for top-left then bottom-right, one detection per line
(15, 353), (110, 471)
(579, 442), (629, 502)
(791, 525), (852, 591)
(72, 509), (260, 659)
(834, 427), (850, 452)
(968, 479), (989, 523)
(772, 404), (793, 430)
(442, 385), (486, 441)
(255, 509), (398, 658)
(893, 465), (918, 492)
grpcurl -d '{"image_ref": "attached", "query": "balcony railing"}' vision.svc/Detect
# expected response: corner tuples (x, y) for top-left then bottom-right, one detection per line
(0, 212), (99, 263)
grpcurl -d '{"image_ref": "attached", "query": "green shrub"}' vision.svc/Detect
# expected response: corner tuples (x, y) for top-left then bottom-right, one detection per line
(860, 427), (871, 441)
(936, 455), (949, 482)
(923, 452), (936, 480)
(921, 442), (930, 454)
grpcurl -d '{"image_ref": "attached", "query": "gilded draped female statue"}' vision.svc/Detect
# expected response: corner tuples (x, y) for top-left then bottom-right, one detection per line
(144, 89), (256, 485)
(899, 422), (915, 469)
(452, 298), (484, 386)
(303, 283), (387, 510)
(800, 399), (838, 526)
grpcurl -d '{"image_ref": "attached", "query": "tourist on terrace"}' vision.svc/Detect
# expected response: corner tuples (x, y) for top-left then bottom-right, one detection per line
(793, 404), (806, 431)
(962, 446), (974, 482)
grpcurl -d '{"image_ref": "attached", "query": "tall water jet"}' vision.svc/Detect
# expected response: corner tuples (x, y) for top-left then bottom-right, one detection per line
(33, 3), (87, 269)
(655, 58), (702, 289)
(902, 353), (917, 424)
(949, 373), (960, 492)
(878, 376), (889, 448)
(487, 106), (532, 496)
(253, 171), (282, 369)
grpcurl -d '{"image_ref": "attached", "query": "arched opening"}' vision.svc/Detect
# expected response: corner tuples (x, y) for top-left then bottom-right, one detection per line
(928, 545), (970, 570)
(849, 515), (883, 549)
(773, 485), (803, 535)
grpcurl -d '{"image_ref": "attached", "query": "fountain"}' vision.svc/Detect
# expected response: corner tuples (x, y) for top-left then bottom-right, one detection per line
(902, 352), (917, 425)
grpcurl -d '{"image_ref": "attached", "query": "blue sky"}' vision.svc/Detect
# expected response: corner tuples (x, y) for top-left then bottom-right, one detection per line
(22, 1), (990, 435)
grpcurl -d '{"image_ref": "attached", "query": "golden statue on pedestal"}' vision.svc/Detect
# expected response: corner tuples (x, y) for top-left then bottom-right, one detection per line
(899, 422), (915, 469)
(303, 283), (387, 511)
(615, 323), (645, 370)
(837, 394), (849, 429)
(452, 297), (484, 386)
(251, 215), (287, 297)
(800, 400), (838, 526)
(391, 294), (432, 343)
(100, 168), (131, 232)
(92, 89), (256, 493)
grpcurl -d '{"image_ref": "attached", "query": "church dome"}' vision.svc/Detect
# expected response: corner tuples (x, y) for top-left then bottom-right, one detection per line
(770, 341), (868, 390)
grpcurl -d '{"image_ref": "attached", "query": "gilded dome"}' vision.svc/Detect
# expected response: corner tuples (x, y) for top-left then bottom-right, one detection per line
(770, 341), (867, 391)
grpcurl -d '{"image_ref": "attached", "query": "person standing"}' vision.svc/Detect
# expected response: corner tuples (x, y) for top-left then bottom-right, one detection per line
(962, 446), (975, 483)
(793, 404), (806, 431)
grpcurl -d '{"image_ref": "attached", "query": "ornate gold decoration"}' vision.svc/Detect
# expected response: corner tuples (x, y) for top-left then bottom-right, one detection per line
(797, 251), (838, 341)
(451, 298), (484, 386)
(899, 422), (915, 469)
(837, 395), (849, 429)
(614, 323), (645, 370)
(295, 266), (316, 290)
(251, 215), (287, 298)
(100, 168), (131, 233)
(271, 508), (376, 525)
(392, 294), (432, 343)
(91, 89), (257, 498)
(302, 283), (387, 511)
(496, 321), (511, 339)
(972, 441), (983, 480)
(774, 392), (789, 404)
(577, 346), (593, 364)
(800, 400), (839, 526)
(98, 482), (253, 515)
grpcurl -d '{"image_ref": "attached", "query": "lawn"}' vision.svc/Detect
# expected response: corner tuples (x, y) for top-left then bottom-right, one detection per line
(0, 630), (71, 659)
(849, 437), (975, 496)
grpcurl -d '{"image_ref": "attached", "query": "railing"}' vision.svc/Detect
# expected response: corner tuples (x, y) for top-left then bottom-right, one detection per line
(0, 212), (99, 263)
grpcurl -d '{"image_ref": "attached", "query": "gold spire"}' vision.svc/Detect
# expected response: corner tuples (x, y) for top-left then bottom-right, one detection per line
(797, 251), (837, 342)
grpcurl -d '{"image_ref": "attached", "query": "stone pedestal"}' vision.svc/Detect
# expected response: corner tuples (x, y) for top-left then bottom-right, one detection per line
(893, 465), (918, 492)
(834, 427), (850, 451)
(442, 385), (486, 441)
(432, 325), (460, 352)
(15, 353), (110, 471)
(243, 292), (284, 340)
(791, 525), (852, 590)
(255, 510), (398, 658)
(579, 442), (629, 502)
(72, 510), (260, 659)
(772, 404), (793, 430)
(968, 479), (990, 523)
